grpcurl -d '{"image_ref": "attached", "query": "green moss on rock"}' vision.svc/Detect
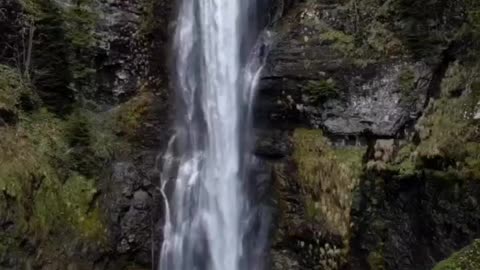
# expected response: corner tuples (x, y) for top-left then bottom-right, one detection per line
(32, 174), (100, 239)
(0, 110), (65, 200)
(320, 30), (355, 56)
(388, 143), (417, 176)
(367, 249), (385, 270)
(433, 240), (480, 270)
(0, 95), (131, 263)
(139, 0), (157, 38)
(0, 108), (107, 241)
(115, 91), (155, 140)
(368, 61), (479, 180)
(416, 71), (480, 175)
(334, 147), (365, 179)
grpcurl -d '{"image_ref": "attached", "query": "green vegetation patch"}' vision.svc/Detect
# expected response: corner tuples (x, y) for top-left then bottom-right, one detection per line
(415, 63), (480, 177)
(140, 0), (157, 37)
(388, 143), (417, 176)
(0, 109), (109, 242)
(0, 71), (131, 260)
(63, 0), (98, 88)
(365, 21), (404, 57)
(302, 79), (341, 104)
(0, 65), (32, 113)
(20, 0), (98, 104)
(292, 129), (365, 236)
(367, 249), (386, 270)
(320, 30), (355, 56)
(433, 240), (480, 270)
(376, 63), (480, 179)
(65, 109), (128, 175)
(115, 91), (155, 140)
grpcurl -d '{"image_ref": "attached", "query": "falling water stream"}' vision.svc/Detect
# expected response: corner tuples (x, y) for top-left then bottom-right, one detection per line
(159, 1), (270, 270)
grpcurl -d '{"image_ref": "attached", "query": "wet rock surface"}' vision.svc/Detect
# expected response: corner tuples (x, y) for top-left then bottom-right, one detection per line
(258, 5), (433, 137)
(351, 173), (480, 270)
(259, 0), (480, 270)
(106, 162), (160, 262)
(94, 0), (150, 103)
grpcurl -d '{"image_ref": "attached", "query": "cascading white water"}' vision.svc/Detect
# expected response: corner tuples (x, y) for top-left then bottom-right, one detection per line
(159, 1), (270, 270)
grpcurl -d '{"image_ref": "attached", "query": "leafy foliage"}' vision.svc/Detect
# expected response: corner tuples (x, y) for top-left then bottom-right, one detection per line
(302, 79), (340, 104)
(0, 109), (111, 242)
(0, 65), (30, 113)
(19, 0), (99, 110)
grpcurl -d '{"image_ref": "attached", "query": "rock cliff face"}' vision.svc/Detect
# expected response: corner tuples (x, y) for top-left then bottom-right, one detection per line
(0, 0), (479, 269)
(258, 0), (480, 270)
(0, 0), (172, 269)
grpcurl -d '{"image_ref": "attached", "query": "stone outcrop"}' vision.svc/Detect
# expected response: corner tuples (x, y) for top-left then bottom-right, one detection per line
(257, 0), (480, 270)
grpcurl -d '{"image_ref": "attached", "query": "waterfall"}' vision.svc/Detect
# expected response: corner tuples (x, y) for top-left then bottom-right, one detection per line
(159, 1), (270, 270)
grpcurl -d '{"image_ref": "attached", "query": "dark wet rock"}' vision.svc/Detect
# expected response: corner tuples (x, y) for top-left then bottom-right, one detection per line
(0, 109), (16, 126)
(133, 190), (151, 210)
(94, 0), (150, 103)
(0, 0), (26, 67)
(351, 173), (480, 270)
(271, 250), (301, 270)
(319, 62), (430, 136)
(107, 162), (147, 251)
(105, 161), (162, 266)
(112, 162), (142, 196)
(254, 129), (292, 159)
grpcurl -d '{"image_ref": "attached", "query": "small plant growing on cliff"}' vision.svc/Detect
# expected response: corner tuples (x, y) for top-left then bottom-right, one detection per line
(0, 65), (30, 113)
(63, 0), (98, 92)
(398, 67), (416, 104)
(320, 30), (355, 56)
(115, 92), (154, 139)
(302, 79), (340, 104)
(414, 64), (480, 176)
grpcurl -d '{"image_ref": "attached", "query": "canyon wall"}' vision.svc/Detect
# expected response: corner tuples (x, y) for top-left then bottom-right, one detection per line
(0, 0), (479, 269)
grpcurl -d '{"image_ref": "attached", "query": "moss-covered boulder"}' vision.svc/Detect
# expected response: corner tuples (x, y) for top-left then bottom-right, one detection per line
(433, 240), (480, 270)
